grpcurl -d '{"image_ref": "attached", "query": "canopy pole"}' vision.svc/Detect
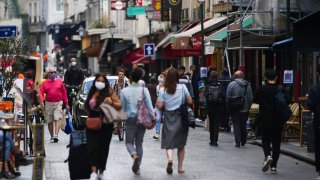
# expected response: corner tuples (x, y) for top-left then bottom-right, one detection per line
(224, 48), (232, 78)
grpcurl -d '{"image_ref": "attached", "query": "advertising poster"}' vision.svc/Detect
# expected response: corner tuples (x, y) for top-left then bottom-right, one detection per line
(283, 70), (293, 84)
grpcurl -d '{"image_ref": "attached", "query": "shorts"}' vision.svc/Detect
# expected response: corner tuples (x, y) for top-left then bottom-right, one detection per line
(45, 101), (63, 123)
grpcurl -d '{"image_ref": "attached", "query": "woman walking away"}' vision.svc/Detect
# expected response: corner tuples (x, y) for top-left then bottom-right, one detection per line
(84, 74), (122, 180)
(120, 67), (155, 175)
(156, 68), (193, 174)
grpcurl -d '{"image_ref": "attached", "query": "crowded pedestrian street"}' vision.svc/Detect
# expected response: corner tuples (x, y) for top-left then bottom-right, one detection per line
(43, 126), (316, 180)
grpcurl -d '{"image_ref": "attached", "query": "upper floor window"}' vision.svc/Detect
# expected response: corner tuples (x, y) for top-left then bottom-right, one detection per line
(56, 0), (64, 11)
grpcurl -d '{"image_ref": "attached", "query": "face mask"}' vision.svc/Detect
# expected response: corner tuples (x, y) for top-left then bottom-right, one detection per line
(95, 82), (105, 90)
(49, 73), (56, 79)
(158, 76), (164, 83)
(71, 62), (76, 67)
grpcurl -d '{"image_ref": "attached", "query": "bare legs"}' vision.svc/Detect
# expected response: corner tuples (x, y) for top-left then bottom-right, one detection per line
(166, 147), (185, 174)
(48, 120), (61, 139)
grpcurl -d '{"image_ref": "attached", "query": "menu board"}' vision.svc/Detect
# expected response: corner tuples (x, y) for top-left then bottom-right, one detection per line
(32, 124), (44, 154)
(32, 157), (44, 180)
(300, 110), (314, 152)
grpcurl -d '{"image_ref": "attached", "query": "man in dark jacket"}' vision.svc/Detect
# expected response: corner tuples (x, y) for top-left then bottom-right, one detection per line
(218, 68), (232, 131)
(226, 71), (253, 148)
(307, 67), (320, 180)
(254, 69), (288, 174)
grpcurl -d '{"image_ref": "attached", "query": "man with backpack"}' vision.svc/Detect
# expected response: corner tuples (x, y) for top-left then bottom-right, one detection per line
(226, 71), (253, 148)
(205, 71), (224, 146)
(254, 69), (290, 174)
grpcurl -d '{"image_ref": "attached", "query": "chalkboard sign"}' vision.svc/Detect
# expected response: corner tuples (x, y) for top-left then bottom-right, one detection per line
(300, 110), (314, 152)
(31, 124), (44, 154)
(32, 157), (44, 180)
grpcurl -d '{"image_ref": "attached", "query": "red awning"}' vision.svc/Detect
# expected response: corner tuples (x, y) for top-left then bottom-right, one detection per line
(162, 43), (202, 58)
(124, 48), (148, 64)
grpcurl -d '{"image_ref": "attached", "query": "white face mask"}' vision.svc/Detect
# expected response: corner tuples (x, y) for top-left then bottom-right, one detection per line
(71, 62), (76, 67)
(158, 76), (164, 83)
(95, 82), (105, 90)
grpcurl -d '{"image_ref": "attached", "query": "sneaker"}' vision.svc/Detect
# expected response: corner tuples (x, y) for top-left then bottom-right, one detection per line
(270, 167), (277, 174)
(235, 143), (240, 148)
(90, 172), (98, 180)
(98, 171), (107, 180)
(262, 156), (273, 172)
(53, 136), (59, 143)
(132, 156), (140, 174)
(153, 134), (160, 140)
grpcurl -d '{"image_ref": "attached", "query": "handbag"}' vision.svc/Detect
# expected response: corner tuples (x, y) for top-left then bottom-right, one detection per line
(86, 117), (102, 130)
(100, 103), (128, 123)
(180, 85), (195, 129)
(62, 112), (73, 134)
(137, 87), (155, 130)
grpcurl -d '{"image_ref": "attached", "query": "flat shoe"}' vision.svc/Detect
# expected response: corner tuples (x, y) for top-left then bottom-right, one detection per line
(166, 162), (173, 174)
(178, 170), (185, 174)
(132, 156), (140, 174)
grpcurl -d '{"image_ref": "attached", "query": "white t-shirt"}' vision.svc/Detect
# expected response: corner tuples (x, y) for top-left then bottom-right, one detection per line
(158, 84), (190, 111)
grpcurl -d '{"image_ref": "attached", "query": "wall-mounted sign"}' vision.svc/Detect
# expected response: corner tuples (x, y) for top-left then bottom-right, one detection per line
(126, 0), (136, 19)
(111, 0), (126, 10)
(136, 0), (142, 6)
(283, 70), (293, 84)
(127, 6), (146, 16)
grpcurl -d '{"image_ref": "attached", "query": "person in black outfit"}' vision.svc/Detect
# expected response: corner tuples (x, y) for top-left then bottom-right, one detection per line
(190, 65), (200, 119)
(204, 71), (224, 146)
(64, 57), (84, 108)
(218, 68), (232, 131)
(254, 69), (289, 174)
(84, 73), (122, 179)
(307, 67), (320, 180)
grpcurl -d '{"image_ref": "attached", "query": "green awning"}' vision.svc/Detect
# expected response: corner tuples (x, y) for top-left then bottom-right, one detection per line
(208, 16), (253, 44)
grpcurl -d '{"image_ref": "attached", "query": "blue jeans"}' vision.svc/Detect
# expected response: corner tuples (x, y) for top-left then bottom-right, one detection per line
(0, 131), (14, 160)
(155, 108), (162, 134)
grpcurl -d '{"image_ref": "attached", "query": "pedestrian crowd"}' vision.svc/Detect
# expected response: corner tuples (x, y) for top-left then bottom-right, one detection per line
(37, 57), (320, 180)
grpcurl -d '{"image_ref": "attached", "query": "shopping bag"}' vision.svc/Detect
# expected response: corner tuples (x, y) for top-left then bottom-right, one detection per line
(62, 112), (73, 134)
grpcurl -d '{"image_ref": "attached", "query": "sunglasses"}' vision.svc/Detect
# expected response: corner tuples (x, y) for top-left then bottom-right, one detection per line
(49, 71), (56, 74)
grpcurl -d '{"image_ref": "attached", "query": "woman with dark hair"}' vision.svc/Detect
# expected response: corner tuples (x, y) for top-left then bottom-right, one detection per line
(120, 67), (154, 175)
(84, 73), (122, 180)
(156, 68), (192, 174)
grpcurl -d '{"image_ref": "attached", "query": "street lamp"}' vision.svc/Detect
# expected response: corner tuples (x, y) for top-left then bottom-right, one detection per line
(54, 25), (60, 45)
(108, 21), (116, 52)
(78, 25), (84, 37)
(146, 5), (154, 81)
(198, 0), (205, 67)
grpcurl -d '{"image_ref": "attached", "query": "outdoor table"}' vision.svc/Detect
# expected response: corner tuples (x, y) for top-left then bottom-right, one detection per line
(0, 124), (25, 172)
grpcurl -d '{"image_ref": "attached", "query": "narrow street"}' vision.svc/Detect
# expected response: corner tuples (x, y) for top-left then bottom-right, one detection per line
(44, 126), (316, 180)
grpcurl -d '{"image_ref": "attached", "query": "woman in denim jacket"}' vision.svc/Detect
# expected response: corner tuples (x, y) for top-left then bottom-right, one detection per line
(120, 67), (154, 175)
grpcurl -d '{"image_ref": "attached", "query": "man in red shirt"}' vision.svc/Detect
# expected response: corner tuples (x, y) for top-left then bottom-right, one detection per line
(39, 67), (69, 143)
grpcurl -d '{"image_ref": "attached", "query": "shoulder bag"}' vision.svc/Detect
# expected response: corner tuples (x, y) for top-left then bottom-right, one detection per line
(180, 85), (195, 129)
(137, 87), (155, 130)
(100, 103), (128, 123)
(86, 116), (102, 130)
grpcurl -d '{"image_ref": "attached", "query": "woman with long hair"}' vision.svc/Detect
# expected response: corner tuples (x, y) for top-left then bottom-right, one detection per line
(156, 68), (192, 174)
(120, 67), (154, 175)
(84, 73), (122, 180)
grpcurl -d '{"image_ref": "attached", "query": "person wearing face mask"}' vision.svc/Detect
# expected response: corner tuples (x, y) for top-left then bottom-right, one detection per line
(64, 57), (84, 111)
(39, 67), (69, 143)
(84, 73), (122, 180)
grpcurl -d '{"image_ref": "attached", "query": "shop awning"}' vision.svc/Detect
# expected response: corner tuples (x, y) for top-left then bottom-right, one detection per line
(209, 16), (253, 46)
(173, 16), (228, 38)
(124, 48), (149, 64)
(162, 42), (202, 58)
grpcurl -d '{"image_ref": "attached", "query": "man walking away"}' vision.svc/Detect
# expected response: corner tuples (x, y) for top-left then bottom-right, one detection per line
(40, 67), (69, 143)
(178, 66), (194, 97)
(218, 68), (232, 132)
(226, 71), (253, 148)
(254, 69), (289, 174)
(307, 67), (320, 180)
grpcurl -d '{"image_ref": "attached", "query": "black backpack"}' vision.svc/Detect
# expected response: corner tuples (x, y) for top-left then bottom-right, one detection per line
(205, 85), (224, 105)
(275, 87), (292, 125)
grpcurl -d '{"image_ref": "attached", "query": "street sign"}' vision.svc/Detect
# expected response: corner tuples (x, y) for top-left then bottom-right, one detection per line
(127, 6), (146, 16)
(144, 43), (155, 57)
(0, 26), (17, 38)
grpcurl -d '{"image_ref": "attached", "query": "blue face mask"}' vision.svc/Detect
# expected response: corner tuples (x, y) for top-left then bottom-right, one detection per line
(49, 73), (56, 79)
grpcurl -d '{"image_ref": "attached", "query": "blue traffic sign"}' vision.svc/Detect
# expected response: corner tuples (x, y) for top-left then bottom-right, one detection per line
(0, 26), (17, 38)
(144, 43), (155, 57)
